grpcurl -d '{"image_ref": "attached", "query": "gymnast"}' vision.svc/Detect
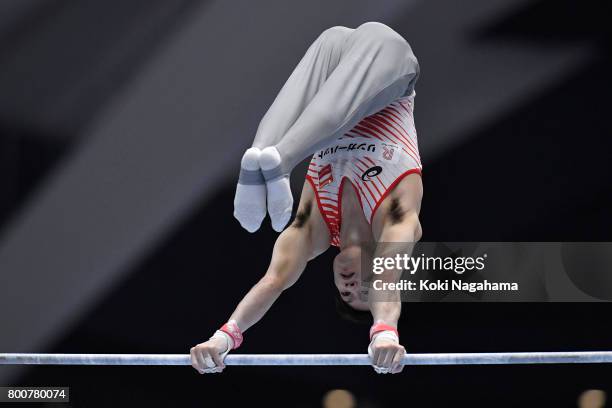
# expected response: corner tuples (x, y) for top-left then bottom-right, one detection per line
(191, 22), (422, 375)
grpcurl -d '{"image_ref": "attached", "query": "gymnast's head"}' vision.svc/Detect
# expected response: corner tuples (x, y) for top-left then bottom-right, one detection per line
(333, 245), (372, 324)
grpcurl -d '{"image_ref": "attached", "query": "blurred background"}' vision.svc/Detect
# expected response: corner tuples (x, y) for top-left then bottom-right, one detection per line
(0, 0), (611, 406)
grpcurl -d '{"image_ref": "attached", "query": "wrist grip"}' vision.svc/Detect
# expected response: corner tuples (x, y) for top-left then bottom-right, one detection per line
(219, 320), (243, 349)
(369, 323), (399, 341)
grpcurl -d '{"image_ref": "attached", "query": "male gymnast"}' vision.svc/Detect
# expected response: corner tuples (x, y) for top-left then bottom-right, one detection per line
(191, 22), (422, 374)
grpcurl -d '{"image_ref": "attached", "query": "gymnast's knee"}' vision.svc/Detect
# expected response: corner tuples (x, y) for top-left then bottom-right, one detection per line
(354, 22), (403, 44)
(317, 25), (351, 49)
(354, 22), (419, 72)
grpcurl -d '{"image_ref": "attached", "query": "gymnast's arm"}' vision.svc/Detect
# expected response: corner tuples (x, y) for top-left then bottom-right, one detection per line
(369, 212), (422, 325)
(191, 182), (330, 373)
(367, 175), (422, 374)
(229, 195), (329, 331)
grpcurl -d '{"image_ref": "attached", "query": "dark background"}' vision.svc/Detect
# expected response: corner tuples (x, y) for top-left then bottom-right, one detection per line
(1, 0), (611, 406)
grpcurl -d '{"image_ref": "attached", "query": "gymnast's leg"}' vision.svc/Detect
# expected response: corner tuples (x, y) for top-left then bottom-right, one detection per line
(261, 22), (420, 231)
(234, 26), (351, 232)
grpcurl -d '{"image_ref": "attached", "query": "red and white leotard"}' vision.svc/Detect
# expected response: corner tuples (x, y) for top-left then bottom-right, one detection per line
(306, 95), (422, 247)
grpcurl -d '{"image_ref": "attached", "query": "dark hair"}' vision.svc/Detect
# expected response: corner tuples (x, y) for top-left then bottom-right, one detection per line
(334, 289), (371, 324)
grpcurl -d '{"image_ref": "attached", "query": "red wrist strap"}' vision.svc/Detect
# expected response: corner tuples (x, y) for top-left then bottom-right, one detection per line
(220, 321), (243, 349)
(369, 323), (399, 340)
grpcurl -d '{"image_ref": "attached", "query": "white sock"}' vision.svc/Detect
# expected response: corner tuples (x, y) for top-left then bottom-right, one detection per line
(233, 147), (266, 233)
(259, 147), (293, 232)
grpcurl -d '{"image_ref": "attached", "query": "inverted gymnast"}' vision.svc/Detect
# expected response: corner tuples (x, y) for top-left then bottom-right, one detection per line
(191, 22), (422, 375)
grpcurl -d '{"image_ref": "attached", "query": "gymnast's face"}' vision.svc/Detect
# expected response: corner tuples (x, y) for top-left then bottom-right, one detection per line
(333, 245), (370, 311)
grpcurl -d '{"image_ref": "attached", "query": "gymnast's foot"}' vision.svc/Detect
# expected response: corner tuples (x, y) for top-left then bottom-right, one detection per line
(259, 146), (293, 232)
(233, 147), (266, 232)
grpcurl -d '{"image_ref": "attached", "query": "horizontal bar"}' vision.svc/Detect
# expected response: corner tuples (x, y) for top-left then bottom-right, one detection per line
(1, 352), (612, 366)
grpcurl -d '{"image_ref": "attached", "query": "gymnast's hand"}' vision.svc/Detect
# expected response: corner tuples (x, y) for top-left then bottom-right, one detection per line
(368, 330), (405, 374)
(190, 331), (232, 374)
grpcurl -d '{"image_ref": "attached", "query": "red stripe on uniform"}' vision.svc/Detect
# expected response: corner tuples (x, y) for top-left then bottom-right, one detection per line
(367, 115), (420, 163)
(352, 129), (384, 144)
(371, 113), (419, 156)
(359, 120), (421, 166)
(351, 175), (374, 211)
(305, 176), (337, 246)
(351, 162), (379, 205)
(359, 119), (402, 146)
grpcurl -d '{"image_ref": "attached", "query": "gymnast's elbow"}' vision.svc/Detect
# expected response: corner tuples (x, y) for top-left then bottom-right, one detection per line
(262, 247), (305, 291)
(260, 271), (298, 293)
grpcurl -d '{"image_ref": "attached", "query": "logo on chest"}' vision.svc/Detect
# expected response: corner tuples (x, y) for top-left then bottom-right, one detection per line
(361, 166), (383, 181)
(382, 144), (395, 160)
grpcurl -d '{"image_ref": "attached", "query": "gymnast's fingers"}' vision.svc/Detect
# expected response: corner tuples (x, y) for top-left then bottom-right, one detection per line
(391, 346), (405, 374)
(190, 347), (204, 374)
(381, 346), (397, 369)
(371, 346), (382, 367)
(196, 345), (216, 373)
(374, 348), (389, 370)
(210, 347), (226, 370)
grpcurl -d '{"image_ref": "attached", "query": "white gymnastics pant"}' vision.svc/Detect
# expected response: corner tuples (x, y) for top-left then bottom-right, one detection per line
(242, 22), (419, 183)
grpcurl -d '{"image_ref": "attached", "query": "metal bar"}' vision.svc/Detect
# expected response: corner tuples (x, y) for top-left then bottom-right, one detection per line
(1, 352), (612, 366)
